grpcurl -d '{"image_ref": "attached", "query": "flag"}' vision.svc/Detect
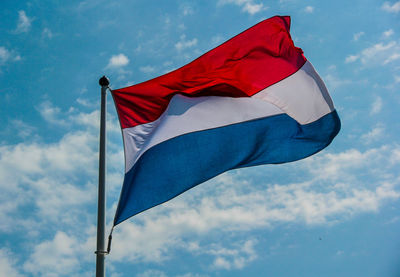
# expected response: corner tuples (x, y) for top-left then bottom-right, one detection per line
(111, 16), (340, 225)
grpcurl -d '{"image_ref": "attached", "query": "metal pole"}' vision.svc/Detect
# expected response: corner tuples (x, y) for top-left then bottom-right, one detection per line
(96, 76), (109, 277)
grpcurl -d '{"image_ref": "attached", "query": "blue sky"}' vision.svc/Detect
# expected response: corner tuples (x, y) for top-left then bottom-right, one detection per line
(1, 0), (400, 276)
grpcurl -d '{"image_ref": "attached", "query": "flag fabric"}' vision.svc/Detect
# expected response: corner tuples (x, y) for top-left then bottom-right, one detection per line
(111, 16), (340, 226)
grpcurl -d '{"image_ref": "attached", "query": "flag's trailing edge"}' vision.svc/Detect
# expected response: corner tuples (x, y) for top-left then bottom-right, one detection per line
(111, 16), (340, 226)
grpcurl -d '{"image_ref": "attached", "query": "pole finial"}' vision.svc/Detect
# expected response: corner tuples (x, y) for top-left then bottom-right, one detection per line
(99, 75), (110, 87)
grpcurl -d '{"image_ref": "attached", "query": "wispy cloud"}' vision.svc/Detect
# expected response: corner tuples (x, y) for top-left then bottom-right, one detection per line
(15, 10), (32, 33)
(210, 240), (257, 269)
(353, 31), (365, 41)
(382, 1), (400, 13)
(211, 35), (224, 47)
(345, 55), (359, 63)
(0, 46), (21, 66)
(370, 96), (383, 115)
(42, 28), (53, 39)
(37, 101), (67, 125)
(139, 65), (156, 74)
(362, 42), (396, 64)
(76, 97), (97, 108)
(175, 35), (198, 51)
(361, 124), (385, 144)
(0, 47), (11, 64)
(180, 4), (194, 16)
(346, 41), (400, 66)
(324, 73), (352, 89)
(137, 270), (168, 277)
(383, 52), (400, 64)
(11, 119), (37, 139)
(383, 29), (394, 38)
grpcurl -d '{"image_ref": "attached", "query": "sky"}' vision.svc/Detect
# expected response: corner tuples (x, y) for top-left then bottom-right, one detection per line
(0, 0), (400, 276)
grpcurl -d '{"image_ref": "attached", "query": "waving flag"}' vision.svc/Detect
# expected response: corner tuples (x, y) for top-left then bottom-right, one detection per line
(111, 16), (340, 225)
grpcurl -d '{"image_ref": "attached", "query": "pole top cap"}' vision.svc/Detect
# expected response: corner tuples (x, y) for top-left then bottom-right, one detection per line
(99, 76), (110, 87)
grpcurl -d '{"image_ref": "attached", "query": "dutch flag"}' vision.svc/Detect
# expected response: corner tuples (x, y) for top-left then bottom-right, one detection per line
(111, 16), (341, 225)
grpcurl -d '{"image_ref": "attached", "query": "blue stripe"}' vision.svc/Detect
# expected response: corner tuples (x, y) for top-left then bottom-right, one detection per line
(114, 110), (340, 225)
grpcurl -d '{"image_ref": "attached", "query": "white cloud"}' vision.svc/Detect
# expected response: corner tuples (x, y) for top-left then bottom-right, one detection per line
(37, 100), (120, 134)
(383, 29), (394, 38)
(11, 119), (37, 138)
(24, 231), (89, 277)
(0, 46), (21, 66)
(70, 109), (121, 134)
(211, 35), (224, 47)
(242, 2), (264, 15)
(176, 273), (209, 277)
(35, 178), (95, 219)
(0, 129), (99, 225)
(214, 257), (231, 269)
(383, 52), (400, 64)
(304, 6), (314, 13)
(324, 74), (352, 89)
(345, 54), (359, 63)
(361, 42), (396, 63)
(336, 250), (344, 256)
(139, 65), (156, 74)
(218, 0), (266, 15)
(0, 249), (22, 277)
(137, 270), (208, 277)
(178, 23), (186, 31)
(353, 31), (364, 41)
(370, 96), (383, 115)
(0, 103), (123, 274)
(209, 240), (257, 269)
(325, 62), (355, 89)
(361, 124), (385, 144)
(306, 145), (399, 183)
(0, 101), (125, 234)
(76, 97), (96, 108)
(164, 16), (171, 25)
(15, 10), (32, 33)
(137, 269), (168, 277)
(0, 47), (11, 64)
(382, 1), (400, 13)
(42, 27), (53, 39)
(37, 100), (66, 125)
(136, 269), (208, 277)
(347, 41), (400, 66)
(107, 53), (129, 68)
(181, 4), (194, 16)
(76, 0), (102, 12)
(175, 35), (198, 51)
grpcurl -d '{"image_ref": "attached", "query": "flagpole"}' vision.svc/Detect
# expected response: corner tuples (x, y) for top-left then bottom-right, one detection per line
(96, 76), (109, 277)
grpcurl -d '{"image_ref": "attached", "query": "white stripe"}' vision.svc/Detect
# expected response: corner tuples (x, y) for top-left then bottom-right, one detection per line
(254, 61), (334, 124)
(122, 61), (334, 173)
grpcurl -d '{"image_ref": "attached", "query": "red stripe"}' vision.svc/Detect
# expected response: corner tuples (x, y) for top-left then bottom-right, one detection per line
(112, 16), (306, 129)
